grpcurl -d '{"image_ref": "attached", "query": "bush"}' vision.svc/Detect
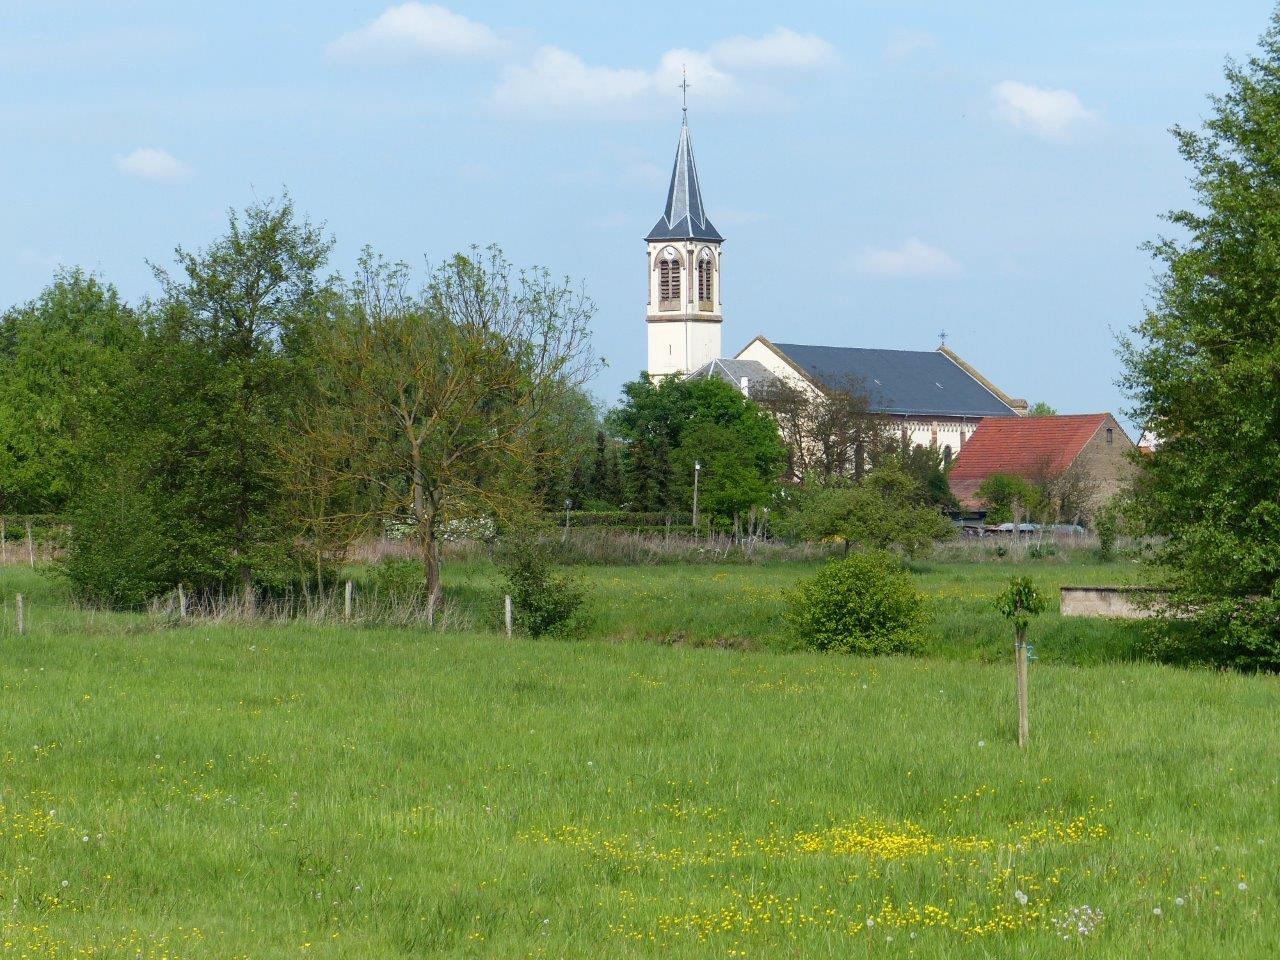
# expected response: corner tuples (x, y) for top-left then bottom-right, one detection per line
(365, 556), (427, 600)
(773, 472), (953, 558)
(1027, 542), (1057, 560)
(497, 539), (589, 639)
(63, 459), (172, 608)
(784, 550), (928, 655)
(1094, 503), (1119, 561)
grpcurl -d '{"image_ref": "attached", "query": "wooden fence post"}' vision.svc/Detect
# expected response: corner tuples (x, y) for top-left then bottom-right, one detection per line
(1, 517), (6, 565)
(1015, 625), (1030, 748)
(504, 595), (513, 638)
(15, 593), (24, 635)
(427, 592), (435, 629)
(344, 580), (354, 621)
(178, 583), (187, 620)
(25, 522), (34, 569)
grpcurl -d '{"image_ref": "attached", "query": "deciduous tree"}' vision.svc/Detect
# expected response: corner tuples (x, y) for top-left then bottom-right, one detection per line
(296, 247), (598, 606)
(1121, 12), (1280, 667)
(0, 270), (138, 514)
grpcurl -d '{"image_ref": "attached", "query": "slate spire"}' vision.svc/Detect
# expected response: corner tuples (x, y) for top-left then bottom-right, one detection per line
(646, 116), (723, 243)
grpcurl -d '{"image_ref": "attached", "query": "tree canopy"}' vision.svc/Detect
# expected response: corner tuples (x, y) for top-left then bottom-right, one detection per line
(1121, 12), (1280, 668)
(608, 375), (785, 521)
(0, 270), (138, 514)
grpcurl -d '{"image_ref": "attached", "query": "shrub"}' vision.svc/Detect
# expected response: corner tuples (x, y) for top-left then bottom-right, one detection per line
(365, 556), (428, 600)
(63, 459), (172, 608)
(497, 539), (589, 639)
(773, 471), (953, 559)
(1027, 542), (1057, 560)
(784, 550), (928, 655)
(977, 474), (1046, 525)
(1094, 503), (1119, 561)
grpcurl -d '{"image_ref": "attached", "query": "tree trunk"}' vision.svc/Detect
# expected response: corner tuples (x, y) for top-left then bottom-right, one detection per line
(240, 564), (255, 616)
(410, 439), (443, 609)
(420, 525), (442, 609)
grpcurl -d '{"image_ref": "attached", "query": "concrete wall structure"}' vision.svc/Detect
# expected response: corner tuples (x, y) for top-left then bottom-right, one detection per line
(1060, 586), (1169, 619)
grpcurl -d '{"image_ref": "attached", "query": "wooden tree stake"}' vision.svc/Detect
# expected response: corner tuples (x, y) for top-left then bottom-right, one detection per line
(178, 584), (187, 619)
(1, 518), (6, 565)
(25, 522), (34, 568)
(1015, 626), (1030, 748)
(344, 580), (354, 621)
(15, 593), (24, 635)
(504, 594), (513, 638)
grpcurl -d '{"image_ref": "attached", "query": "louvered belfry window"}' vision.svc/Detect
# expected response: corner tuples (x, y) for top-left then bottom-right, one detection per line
(659, 249), (681, 310)
(697, 251), (714, 311)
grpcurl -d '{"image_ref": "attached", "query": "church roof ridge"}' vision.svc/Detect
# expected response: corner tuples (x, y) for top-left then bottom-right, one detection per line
(772, 341), (942, 357)
(646, 117), (723, 243)
(757, 338), (1023, 418)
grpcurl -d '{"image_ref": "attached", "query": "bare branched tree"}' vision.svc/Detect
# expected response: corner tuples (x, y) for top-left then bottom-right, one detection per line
(755, 374), (888, 481)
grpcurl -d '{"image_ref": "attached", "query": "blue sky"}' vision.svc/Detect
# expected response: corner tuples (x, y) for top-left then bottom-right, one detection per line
(1, 2), (1272, 424)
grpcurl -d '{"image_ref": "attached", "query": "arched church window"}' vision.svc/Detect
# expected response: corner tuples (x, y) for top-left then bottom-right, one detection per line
(697, 249), (715, 310)
(658, 247), (681, 310)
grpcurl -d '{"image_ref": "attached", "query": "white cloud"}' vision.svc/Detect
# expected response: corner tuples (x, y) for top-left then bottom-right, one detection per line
(884, 30), (939, 62)
(493, 47), (651, 111)
(327, 3), (505, 62)
(492, 27), (835, 116)
(849, 239), (959, 278)
(493, 47), (742, 114)
(116, 148), (191, 182)
(992, 81), (1097, 140)
(709, 28), (837, 70)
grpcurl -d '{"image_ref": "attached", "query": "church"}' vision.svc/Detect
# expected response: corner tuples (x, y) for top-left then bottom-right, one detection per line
(642, 111), (1028, 466)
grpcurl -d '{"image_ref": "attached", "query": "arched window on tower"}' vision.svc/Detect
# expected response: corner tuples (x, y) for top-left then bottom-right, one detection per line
(942, 444), (953, 468)
(658, 247), (681, 310)
(697, 248), (715, 311)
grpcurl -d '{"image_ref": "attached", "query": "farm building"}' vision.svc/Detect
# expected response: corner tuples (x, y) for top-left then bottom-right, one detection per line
(947, 413), (1138, 518)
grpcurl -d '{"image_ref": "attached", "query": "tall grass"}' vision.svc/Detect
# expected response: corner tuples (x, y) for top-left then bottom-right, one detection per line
(8, 552), (1159, 666)
(0, 565), (1275, 958)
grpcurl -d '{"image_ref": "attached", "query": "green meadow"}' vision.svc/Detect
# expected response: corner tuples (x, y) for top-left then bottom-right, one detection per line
(1, 559), (1277, 959)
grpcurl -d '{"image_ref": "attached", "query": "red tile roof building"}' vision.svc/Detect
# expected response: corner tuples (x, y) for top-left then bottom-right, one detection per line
(949, 413), (1137, 517)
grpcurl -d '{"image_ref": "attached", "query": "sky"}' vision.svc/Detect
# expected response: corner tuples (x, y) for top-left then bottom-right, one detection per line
(1, 1), (1273, 426)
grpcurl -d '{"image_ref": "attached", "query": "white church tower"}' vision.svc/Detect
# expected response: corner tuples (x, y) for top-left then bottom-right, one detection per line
(645, 105), (723, 380)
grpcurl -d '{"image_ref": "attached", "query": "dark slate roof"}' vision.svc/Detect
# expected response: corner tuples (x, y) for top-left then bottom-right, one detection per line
(771, 343), (1019, 418)
(646, 120), (723, 242)
(687, 358), (777, 395)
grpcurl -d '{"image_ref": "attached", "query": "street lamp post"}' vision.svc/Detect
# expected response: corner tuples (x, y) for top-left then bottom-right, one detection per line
(692, 460), (701, 530)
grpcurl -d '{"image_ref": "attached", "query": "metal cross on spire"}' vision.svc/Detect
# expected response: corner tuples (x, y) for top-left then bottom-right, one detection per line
(680, 66), (690, 118)
(938, 329), (948, 347)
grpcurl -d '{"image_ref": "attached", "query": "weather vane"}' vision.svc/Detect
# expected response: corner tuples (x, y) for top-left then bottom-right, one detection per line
(680, 66), (690, 116)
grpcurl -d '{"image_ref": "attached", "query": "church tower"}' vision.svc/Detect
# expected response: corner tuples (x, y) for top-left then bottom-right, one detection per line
(645, 109), (723, 380)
